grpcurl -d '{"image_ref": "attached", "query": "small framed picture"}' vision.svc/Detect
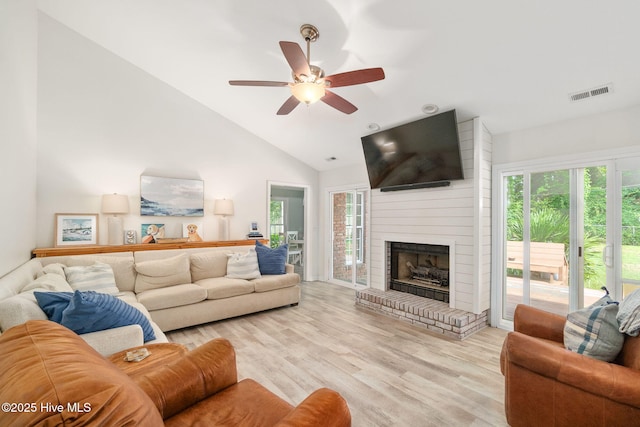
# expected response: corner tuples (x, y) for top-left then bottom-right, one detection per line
(183, 222), (204, 242)
(141, 223), (165, 244)
(250, 221), (258, 232)
(54, 213), (99, 247)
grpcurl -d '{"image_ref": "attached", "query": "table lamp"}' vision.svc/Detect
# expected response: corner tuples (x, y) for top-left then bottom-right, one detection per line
(102, 193), (129, 245)
(214, 199), (234, 241)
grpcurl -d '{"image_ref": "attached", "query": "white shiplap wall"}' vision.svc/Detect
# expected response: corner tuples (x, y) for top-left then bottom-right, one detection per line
(368, 118), (492, 314)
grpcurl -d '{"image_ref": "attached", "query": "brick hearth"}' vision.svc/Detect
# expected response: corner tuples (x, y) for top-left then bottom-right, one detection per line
(355, 288), (488, 340)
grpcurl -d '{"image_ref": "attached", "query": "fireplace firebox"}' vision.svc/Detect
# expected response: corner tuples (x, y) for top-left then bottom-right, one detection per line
(388, 242), (450, 303)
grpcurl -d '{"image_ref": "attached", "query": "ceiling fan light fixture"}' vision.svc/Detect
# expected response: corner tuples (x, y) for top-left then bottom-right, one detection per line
(291, 82), (326, 104)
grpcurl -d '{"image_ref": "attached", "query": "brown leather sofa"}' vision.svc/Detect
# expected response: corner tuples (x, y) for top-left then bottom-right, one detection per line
(0, 320), (351, 426)
(500, 304), (640, 426)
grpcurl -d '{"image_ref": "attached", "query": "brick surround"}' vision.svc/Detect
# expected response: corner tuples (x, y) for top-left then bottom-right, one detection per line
(355, 288), (488, 339)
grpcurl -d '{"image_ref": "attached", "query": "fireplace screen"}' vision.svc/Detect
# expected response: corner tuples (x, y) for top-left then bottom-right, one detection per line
(388, 242), (450, 302)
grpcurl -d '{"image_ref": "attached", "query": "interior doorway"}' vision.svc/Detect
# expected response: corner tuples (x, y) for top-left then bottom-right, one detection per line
(268, 183), (307, 280)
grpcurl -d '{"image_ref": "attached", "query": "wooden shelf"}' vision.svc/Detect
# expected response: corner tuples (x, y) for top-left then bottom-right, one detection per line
(32, 239), (268, 258)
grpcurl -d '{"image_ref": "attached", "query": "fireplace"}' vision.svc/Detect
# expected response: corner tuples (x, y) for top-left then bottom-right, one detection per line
(388, 242), (450, 303)
(356, 238), (488, 340)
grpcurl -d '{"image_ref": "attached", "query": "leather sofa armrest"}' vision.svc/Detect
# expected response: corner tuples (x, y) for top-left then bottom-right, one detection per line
(503, 331), (640, 408)
(80, 324), (144, 357)
(513, 304), (565, 342)
(134, 338), (238, 419)
(275, 388), (351, 427)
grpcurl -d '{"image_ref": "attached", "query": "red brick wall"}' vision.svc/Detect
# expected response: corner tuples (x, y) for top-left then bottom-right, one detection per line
(332, 192), (367, 283)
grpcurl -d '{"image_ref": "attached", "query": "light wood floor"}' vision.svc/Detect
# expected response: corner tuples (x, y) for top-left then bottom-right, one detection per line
(166, 281), (509, 427)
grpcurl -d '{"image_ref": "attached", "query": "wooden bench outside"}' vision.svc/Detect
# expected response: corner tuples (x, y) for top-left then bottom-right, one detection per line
(506, 241), (568, 284)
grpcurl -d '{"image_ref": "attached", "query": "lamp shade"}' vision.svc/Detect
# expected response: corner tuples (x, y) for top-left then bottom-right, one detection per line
(214, 199), (234, 216)
(291, 82), (325, 104)
(101, 193), (129, 214)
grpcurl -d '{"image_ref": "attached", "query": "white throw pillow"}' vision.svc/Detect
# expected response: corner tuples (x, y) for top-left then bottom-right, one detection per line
(226, 249), (261, 280)
(63, 262), (120, 295)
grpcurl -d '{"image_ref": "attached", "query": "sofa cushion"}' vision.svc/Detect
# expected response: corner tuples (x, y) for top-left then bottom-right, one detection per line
(226, 249), (261, 280)
(195, 277), (255, 300)
(253, 273), (300, 293)
(116, 291), (139, 305)
(38, 290), (156, 342)
(0, 273), (73, 332)
(190, 251), (228, 281)
(0, 294), (48, 331)
(0, 320), (164, 427)
(136, 284), (207, 311)
(135, 253), (192, 293)
(63, 262), (120, 295)
(42, 262), (66, 278)
(564, 293), (624, 361)
(22, 272), (72, 293)
(255, 241), (287, 275)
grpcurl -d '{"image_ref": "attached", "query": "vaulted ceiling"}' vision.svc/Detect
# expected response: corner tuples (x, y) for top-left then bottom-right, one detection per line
(37, 0), (640, 171)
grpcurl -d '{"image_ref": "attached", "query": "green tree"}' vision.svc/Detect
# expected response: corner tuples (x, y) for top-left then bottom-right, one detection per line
(269, 200), (284, 248)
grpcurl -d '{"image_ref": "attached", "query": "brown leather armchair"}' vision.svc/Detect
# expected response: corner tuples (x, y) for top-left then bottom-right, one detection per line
(500, 304), (640, 427)
(0, 320), (351, 426)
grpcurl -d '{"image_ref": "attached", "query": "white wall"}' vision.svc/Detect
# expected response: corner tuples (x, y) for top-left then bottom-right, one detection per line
(493, 105), (640, 164)
(0, 0), (38, 276)
(36, 14), (318, 268)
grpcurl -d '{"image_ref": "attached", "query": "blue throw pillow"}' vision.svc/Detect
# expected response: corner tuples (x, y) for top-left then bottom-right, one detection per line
(34, 291), (73, 323)
(59, 291), (155, 342)
(255, 240), (287, 275)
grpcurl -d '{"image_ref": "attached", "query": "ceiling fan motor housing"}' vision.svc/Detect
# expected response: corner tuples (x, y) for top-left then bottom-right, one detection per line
(300, 24), (319, 42)
(293, 65), (326, 84)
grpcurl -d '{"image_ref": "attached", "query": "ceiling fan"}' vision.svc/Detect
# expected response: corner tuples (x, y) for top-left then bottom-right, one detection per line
(229, 24), (385, 115)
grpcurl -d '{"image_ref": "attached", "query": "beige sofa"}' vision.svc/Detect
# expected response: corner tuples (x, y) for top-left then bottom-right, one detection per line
(0, 245), (300, 356)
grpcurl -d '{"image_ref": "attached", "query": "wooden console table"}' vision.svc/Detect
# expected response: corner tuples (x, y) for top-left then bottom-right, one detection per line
(32, 239), (268, 257)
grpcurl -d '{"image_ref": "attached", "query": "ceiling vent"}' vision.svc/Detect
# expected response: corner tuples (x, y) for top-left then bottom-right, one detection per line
(569, 83), (613, 102)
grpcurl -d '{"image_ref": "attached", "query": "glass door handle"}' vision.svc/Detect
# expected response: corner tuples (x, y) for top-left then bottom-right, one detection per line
(602, 244), (614, 268)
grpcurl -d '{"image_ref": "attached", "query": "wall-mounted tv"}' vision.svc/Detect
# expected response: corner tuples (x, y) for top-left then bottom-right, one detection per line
(360, 109), (464, 192)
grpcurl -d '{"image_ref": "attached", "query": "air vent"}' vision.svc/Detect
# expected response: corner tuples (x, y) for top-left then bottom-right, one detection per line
(569, 83), (613, 102)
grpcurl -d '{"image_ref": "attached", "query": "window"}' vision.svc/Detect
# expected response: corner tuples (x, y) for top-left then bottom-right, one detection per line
(345, 191), (365, 265)
(269, 199), (285, 248)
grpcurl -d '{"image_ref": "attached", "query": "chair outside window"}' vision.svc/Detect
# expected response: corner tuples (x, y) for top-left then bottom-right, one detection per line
(286, 231), (302, 266)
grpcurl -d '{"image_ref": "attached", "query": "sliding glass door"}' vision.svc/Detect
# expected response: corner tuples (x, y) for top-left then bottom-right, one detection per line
(500, 165), (611, 321)
(495, 154), (640, 328)
(616, 158), (640, 298)
(330, 189), (368, 287)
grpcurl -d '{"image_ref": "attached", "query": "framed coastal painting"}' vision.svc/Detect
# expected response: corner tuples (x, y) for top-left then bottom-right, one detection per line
(140, 175), (204, 217)
(54, 213), (99, 247)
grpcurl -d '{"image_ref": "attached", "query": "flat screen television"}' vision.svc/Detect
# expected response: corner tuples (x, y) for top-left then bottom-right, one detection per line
(360, 109), (464, 191)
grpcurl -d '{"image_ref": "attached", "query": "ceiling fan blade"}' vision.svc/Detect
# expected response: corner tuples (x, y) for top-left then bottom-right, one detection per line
(279, 41), (310, 77)
(321, 90), (358, 114)
(229, 80), (289, 87)
(325, 67), (385, 88)
(277, 95), (300, 115)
